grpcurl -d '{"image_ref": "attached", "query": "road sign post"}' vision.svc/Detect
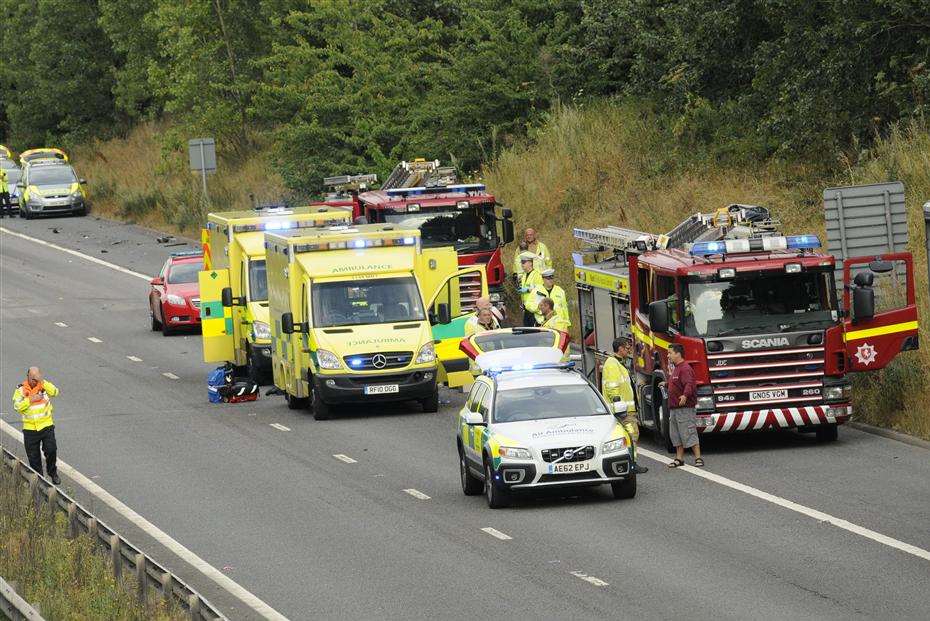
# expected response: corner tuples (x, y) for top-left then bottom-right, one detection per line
(188, 138), (216, 206)
(923, 200), (930, 296)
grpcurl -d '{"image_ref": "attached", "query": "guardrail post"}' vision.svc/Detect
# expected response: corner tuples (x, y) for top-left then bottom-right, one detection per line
(110, 535), (122, 579)
(48, 485), (59, 512)
(135, 553), (146, 604)
(187, 593), (201, 621)
(27, 472), (40, 512)
(160, 572), (174, 602)
(87, 517), (98, 543)
(66, 502), (78, 539)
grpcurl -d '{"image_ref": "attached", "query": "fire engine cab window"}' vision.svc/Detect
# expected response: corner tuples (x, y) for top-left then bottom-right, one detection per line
(382, 208), (495, 251)
(248, 260), (268, 301)
(312, 276), (425, 328)
(683, 271), (836, 337)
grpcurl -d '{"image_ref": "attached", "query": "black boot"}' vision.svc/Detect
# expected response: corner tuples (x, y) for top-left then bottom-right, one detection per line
(632, 462), (649, 474)
(50, 473), (61, 485)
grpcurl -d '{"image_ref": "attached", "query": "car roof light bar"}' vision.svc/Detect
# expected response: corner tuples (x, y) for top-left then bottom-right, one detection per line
(484, 361), (575, 376)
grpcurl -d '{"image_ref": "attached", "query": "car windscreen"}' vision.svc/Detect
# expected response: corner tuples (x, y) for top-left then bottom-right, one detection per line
(683, 270), (837, 337)
(473, 330), (556, 352)
(167, 261), (203, 284)
(2, 164), (21, 184)
(312, 276), (425, 328)
(382, 207), (495, 251)
(493, 384), (608, 423)
(248, 259), (268, 301)
(29, 166), (77, 186)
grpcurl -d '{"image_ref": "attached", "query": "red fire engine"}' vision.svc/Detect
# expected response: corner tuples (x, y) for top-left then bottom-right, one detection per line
(574, 204), (919, 447)
(322, 160), (515, 309)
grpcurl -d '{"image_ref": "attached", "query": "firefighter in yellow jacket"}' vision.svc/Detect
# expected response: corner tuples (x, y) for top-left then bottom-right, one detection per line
(12, 367), (61, 484)
(529, 268), (571, 328)
(601, 338), (648, 474)
(517, 252), (544, 326)
(538, 298), (570, 332)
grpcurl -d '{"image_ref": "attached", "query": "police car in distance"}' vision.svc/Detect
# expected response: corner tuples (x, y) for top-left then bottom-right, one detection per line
(457, 348), (637, 508)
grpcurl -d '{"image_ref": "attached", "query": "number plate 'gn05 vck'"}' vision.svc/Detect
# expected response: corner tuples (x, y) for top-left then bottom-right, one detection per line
(548, 461), (591, 474)
(365, 384), (399, 395)
(749, 389), (788, 401)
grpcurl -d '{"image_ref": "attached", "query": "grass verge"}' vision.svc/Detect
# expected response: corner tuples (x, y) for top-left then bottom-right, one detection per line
(0, 466), (183, 620)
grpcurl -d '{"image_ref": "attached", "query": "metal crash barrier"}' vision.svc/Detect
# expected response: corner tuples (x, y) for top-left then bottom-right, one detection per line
(1, 448), (227, 621)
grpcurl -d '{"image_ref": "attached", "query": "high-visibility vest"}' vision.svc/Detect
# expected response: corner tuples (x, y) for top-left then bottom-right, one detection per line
(519, 269), (544, 309)
(0, 169), (7, 194)
(530, 284), (570, 326)
(541, 313), (570, 332)
(464, 315), (499, 337)
(601, 357), (636, 413)
(511, 240), (552, 274)
(12, 381), (59, 432)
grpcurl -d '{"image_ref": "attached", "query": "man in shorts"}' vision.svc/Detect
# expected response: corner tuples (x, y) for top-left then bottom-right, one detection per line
(665, 343), (704, 468)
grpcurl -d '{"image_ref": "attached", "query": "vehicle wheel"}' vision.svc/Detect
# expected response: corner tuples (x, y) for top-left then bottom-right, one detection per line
(816, 424), (838, 442)
(484, 460), (510, 509)
(312, 387), (332, 420)
(74, 207), (87, 217)
(655, 399), (674, 453)
(285, 391), (308, 410)
(459, 446), (482, 496)
(611, 474), (637, 499)
(420, 389), (439, 413)
(150, 310), (161, 331)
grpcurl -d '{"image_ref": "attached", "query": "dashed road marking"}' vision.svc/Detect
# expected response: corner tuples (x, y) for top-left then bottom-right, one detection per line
(126, 355), (143, 362)
(0, 420), (288, 620)
(162, 372), (180, 380)
(570, 571), (609, 587)
(402, 488), (431, 500)
(481, 527), (512, 541)
(269, 423), (291, 432)
(332, 454), (357, 464)
(87, 337), (103, 343)
(638, 447), (930, 563)
(0, 227), (150, 280)
(54, 322), (68, 327)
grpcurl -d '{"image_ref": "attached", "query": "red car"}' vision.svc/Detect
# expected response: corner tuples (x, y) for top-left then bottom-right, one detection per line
(149, 251), (203, 336)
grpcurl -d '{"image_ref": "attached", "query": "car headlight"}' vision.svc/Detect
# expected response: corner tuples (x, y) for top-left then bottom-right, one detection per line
(602, 437), (628, 455)
(252, 321), (271, 340)
(696, 395), (715, 411)
(415, 341), (435, 364)
(824, 383), (851, 402)
(166, 294), (185, 305)
(71, 190), (83, 199)
(316, 349), (342, 370)
(498, 446), (531, 459)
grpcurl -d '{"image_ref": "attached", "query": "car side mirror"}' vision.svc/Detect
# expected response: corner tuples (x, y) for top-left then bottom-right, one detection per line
(852, 287), (875, 322)
(868, 259), (893, 274)
(221, 287), (234, 307)
(436, 302), (452, 325)
(79, 178), (87, 185)
(281, 312), (295, 334)
(150, 276), (164, 286)
(648, 300), (669, 333)
(463, 411), (485, 426)
(853, 272), (874, 287)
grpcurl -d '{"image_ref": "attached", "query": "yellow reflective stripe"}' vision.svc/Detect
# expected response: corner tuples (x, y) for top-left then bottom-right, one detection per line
(632, 323), (669, 350)
(844, 321), (918, 342)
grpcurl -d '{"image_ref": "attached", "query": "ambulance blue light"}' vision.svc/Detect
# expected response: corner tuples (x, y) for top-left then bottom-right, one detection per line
(786, 234), (820, 249)
(690, 241), (727, 256)
(349, 357), (363, 368)
(403, 236), (415, 245)
(352, 239), (366, 249)
(264, 220), (292, 231)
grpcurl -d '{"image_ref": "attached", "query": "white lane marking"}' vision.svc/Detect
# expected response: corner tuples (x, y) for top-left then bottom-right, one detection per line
(570, 571), (609, 587)
(0, 227), (150, 281)
(126, 355), (143, 362)
(87, 337), (103, 343)
(162, 372), (180, 380)
(269, 423), (291, 432)
(638, 447), (930, 562)
(332, 454), (357, 464)
(481, 527), (512, 541)
(402, 488), (431, 500)
(54, 322), (68, 328)
(0, 420), (288, 620)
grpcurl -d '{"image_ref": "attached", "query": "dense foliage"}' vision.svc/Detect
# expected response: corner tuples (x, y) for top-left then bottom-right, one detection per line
(1, 0), (928, 191)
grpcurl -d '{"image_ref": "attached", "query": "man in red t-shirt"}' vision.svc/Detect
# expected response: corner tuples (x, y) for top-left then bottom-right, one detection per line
(665, 343), (704, 468)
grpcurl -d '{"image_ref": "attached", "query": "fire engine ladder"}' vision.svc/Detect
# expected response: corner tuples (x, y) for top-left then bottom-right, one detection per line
(572, 226), (658, 254)
(381, 159), (458, 190)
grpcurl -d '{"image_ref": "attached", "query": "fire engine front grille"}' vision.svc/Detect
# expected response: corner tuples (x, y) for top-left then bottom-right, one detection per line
(708, 346), (825, 411)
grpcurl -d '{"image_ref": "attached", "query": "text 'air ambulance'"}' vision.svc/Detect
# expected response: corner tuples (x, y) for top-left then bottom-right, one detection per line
(265, 224), (487, 419)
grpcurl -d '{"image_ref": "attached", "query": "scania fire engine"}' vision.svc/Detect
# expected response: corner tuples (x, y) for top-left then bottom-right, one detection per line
(323, 160), (515, 310)
(574, 204), (919, 446)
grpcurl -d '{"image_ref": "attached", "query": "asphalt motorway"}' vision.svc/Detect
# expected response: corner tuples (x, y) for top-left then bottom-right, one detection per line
(1, 215), (929, 620)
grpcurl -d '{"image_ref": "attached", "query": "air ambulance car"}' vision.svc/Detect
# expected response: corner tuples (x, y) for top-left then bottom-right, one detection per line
(457, 348), (637, 509)
(264, 224), (487, 419)
(198, 206), (353, 382)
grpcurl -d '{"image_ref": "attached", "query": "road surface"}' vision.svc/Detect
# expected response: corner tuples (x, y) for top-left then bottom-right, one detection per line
(1, 215), (928, 620)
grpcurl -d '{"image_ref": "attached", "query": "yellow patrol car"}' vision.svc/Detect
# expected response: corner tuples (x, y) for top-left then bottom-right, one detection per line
(457, 348), (637, 508)
(18, 159), (88, 218)
(19, 147), (68, 165)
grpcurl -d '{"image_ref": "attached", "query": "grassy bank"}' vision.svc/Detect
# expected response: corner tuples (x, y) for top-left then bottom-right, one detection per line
(0, 467), (183, 620)
(485, 102), (929, 439)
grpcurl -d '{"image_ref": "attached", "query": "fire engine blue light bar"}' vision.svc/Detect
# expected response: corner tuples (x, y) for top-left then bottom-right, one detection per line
(385, 183), (486, 197)
(785, 234), (820, 249)
(690, 241), (728, 256)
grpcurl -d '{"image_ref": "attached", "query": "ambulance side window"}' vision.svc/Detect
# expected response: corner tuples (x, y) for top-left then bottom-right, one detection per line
(240, 262), (247, 299)
(301, 284), (308, 324)
(477, 385), (492, 418)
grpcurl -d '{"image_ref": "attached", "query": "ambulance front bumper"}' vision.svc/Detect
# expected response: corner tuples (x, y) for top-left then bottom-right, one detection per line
(313, 369), (436, 404)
